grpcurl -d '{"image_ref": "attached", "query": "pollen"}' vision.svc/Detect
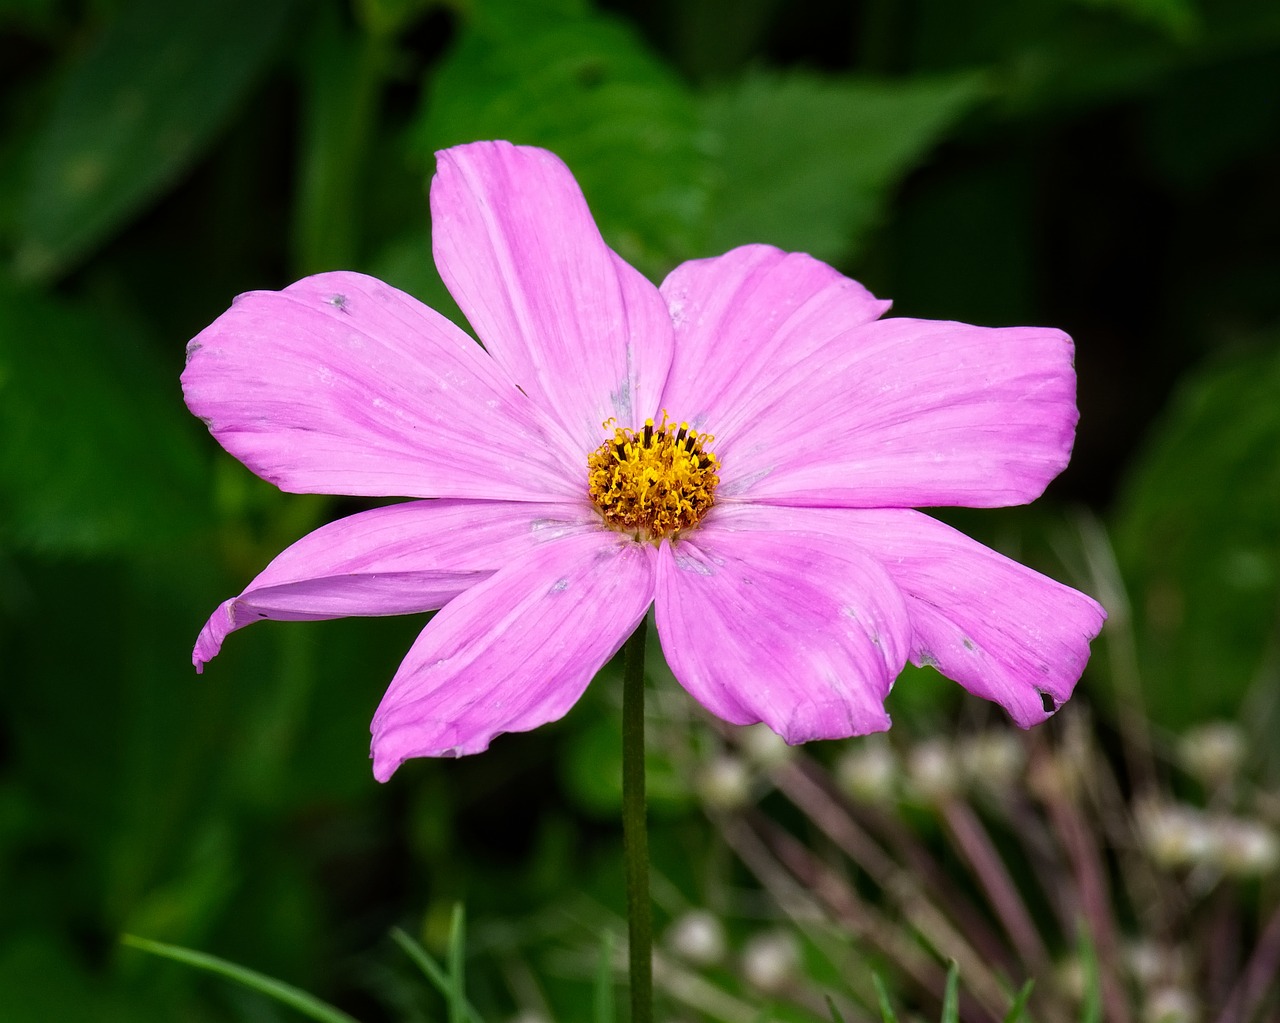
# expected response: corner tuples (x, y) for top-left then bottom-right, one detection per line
(587, 413), (720, 542)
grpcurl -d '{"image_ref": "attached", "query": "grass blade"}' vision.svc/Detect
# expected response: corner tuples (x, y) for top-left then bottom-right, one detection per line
(1002, 979), (1035, 1022)
(1077, 928), (1102, 1023)
(389, 925), (484, 1023)
(594, 928), (615, 1023)
(120, 934), (359, 1023)
(941, 961), (960, 1023)
(447, 904), (467, 1023)
(871, 973), (899, 1023)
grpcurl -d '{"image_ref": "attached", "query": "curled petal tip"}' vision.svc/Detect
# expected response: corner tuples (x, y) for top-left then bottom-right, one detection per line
(192, 606), (233, 673)
(371, 751), (400, 784)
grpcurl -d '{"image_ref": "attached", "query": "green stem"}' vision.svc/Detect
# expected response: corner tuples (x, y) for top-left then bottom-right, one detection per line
(621, 616), (652, 1023)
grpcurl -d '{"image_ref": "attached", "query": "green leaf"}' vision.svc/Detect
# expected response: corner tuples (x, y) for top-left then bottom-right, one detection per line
(120, 934), (361, 1023)
(1069, 0), (1200, 40)
(871, 973), (900, 1023)
(14, 0), (295, 282)
(0, 280), (209, 555)
(415, 1), (710, 277)
(699, 71), (986, 264)
(1112, 343), (1280, 728)
(354, 0), (440, 38)
(292, 7), (390, 275)
(367, 229), (468, 332)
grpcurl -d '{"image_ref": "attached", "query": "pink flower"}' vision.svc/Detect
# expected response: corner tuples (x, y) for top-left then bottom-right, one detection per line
(184, 141), (1105, 782)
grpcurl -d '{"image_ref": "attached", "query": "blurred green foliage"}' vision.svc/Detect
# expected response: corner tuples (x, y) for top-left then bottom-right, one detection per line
(1113, 343), (1280, 728)
(2, 0), (1279, 1019)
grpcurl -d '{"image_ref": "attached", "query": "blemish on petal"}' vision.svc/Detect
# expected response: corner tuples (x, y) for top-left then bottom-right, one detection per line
(550, 578), (569, 593)
(327, 293), (350, 312)
(529, 518), (575, 540)
(673, 551), (714, 576)
(719, 466), (774, 496)
(962, 637), (977, 652)
(608, 375), (633, 423)
(184, 341), (202, 364)
(1038, 689), (1058, 713)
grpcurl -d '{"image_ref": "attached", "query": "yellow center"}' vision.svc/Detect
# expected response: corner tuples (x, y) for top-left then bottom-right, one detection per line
(587, 413), (720, 542)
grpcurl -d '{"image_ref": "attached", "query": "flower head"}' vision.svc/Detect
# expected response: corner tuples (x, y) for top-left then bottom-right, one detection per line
(183, 141), (1105, 782)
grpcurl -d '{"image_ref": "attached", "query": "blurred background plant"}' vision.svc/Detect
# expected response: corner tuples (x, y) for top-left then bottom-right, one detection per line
(1, 0), (1278, 1019)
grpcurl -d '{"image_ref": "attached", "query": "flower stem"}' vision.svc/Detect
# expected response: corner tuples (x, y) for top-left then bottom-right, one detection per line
(621, 615), (652, 1023)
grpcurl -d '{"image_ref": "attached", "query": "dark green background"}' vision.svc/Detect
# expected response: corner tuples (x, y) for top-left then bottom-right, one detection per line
(2, 0), (1278, 1018)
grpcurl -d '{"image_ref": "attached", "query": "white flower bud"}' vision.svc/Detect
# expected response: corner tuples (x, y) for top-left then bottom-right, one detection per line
(1145, 987), (1199, 1023)
(741, 930), (800, 994)
(1125, 940), (1183, 987)
(739, 723), (793, 769)
(1215, 818), (1280, 877)
(697, 755), (752, 810)
(1138, 803), (1215, 869)
(1178, 723), (1246, 786)
(835, 736), (898, 804)
(957, 731), (1025, 791)
(908, 738), (959, 802)
(665, 909), (727, 967)
(1054, 955), (1086, 1000)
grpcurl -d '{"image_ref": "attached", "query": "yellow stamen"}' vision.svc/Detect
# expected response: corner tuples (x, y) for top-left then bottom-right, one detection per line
(587, 412), (720, 543)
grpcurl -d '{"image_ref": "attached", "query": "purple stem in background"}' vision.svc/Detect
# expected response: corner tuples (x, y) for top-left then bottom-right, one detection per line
(733, 810), (995, 1022)
(777, 757), (1009, 969)
(1214, 894), (1280, 1023)
(1037, 760), (1132, 1023)
(940, 796), (1052, 976)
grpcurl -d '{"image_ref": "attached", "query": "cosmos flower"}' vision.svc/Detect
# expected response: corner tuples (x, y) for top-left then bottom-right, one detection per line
(183, 141), (1105, 782)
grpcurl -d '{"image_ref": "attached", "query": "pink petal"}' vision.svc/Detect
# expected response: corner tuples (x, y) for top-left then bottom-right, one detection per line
(716, 317), (1079, 508)
(657, 244), (890, 437)
(431, 141), (674, 454)
(709, 505), (1106, 727)
(194, 499), (595, 671)
(370, 531), (657, 780)
(653, 517), (911, 743)
(182, 271), (582, 500)
(857, 509), (1105, 726)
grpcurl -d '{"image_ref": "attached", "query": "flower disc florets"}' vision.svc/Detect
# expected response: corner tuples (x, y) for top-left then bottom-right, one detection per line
(587, 413), (720, 542)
